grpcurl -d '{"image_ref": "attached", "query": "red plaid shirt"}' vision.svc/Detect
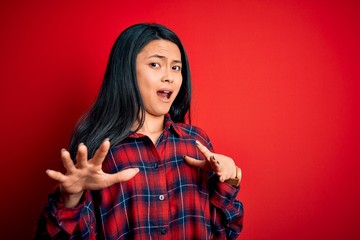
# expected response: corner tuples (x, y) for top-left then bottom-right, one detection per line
(37, 114), (244, 239)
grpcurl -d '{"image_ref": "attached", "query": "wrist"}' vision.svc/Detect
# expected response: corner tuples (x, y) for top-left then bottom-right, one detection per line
(224, 166), (240, 187)
(60, 187), (84, 208)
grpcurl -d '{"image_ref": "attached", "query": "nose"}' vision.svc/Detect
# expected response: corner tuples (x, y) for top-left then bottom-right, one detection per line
(161, 68), (174, 83)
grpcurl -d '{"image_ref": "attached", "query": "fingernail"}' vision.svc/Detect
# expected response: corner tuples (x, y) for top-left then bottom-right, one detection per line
(195, 140), (200, 145)
(182, 155), (186, 159)
(79, 142), (84, 146)
(104, 138), (110, 142)
(61, 148), (66, 152)
(135, 168), (140, 173)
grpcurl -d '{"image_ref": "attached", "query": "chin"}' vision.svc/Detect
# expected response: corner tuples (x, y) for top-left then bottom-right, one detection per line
(146, 109), (170, 117)
(156, 108), (172, 116)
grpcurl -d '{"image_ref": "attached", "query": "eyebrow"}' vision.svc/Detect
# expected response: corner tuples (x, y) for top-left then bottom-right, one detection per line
(148, 54), (182, 64)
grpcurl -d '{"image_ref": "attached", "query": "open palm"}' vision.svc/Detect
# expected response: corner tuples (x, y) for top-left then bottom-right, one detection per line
(46, 139), (139, 207)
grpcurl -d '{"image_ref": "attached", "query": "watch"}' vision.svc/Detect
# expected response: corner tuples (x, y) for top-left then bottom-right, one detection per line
(225, 166), (240, 187)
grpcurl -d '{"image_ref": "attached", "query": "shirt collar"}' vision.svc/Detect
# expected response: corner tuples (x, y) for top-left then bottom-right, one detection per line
(164, 113), (183, 137)
(128, 113), (185, 138)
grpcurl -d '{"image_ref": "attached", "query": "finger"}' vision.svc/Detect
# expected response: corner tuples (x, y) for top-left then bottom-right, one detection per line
(210, 155), (220, 165)
(219, 175), (226, 182)
(107, 168), (140, 185)
(238, 167), (242, 183)
(61, 148), (75, 171)
(209, 155), (221, 170)
(92, 139), (110, 166)
(46, 169), (67, 183)
(75, 143), (88, 167)
(183, 155), (207, 169)
(195, 140), (213, 160)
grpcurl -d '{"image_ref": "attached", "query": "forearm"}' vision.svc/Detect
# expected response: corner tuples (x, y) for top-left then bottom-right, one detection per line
(36, 187), (97, 238)
(35, 214), (70, 240)
(209, 174), (244, 239)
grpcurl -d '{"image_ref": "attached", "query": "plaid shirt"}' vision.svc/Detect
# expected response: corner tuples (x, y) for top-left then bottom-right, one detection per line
(37, 114), (243, 239)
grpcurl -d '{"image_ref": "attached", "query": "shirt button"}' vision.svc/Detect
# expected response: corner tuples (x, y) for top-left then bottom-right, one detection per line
(159, 195), (165, 201)
(161, 228), (167, 235)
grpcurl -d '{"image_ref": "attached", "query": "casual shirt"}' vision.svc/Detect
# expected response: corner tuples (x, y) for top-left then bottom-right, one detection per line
(37, 114), (244, 239)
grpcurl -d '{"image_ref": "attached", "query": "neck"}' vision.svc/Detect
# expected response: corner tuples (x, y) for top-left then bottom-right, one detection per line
(132, 113), (165, 143)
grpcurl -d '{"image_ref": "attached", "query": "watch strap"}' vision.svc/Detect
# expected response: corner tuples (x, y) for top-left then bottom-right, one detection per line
(224, 166), (240, 187)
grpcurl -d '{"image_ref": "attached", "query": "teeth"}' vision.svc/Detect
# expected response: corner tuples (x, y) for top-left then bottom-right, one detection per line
(163, 90), (170, 93)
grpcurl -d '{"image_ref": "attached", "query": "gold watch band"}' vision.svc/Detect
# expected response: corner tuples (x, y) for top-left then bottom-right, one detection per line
(224, 166), (240, 187)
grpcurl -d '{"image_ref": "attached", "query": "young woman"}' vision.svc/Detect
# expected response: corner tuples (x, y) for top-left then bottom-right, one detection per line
(36, 23), (244, 239)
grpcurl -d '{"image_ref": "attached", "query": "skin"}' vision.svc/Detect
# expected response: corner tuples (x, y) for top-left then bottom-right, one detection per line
(46, 39), (241, 209)
(134, 39), (183, 143)
(183, 141), (241, 184)
(46, 140), (139, 208)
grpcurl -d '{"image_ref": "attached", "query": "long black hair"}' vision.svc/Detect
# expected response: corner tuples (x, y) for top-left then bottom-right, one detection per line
(69, 23), (192, 159)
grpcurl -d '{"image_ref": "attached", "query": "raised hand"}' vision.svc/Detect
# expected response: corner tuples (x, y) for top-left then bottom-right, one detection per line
(46, 139), (139, 207)
(183, 140), (241, 184)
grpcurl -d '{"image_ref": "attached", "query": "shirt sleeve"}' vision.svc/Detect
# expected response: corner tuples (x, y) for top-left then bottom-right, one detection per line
(208, 175), (244, 239)
(199, 132), (244, 239)
(35, 187), (98, 239)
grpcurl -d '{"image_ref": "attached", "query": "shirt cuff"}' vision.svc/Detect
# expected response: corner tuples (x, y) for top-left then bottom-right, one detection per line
(47, 187), (88, 236)
(208, 174), (240, 210)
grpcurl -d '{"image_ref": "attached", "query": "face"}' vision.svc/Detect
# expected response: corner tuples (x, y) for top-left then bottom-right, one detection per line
(136, 39), (183, 118)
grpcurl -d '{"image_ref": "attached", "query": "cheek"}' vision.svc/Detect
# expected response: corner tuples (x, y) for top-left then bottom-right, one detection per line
(177, 77), (183, 91)
(174, 80), (183, 98)
(137, 72), (154, 90)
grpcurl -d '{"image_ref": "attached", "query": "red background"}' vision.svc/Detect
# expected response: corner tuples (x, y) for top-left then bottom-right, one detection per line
(1, 0), (359, 239)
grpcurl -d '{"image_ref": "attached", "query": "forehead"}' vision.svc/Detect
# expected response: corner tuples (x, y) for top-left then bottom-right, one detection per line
(138, 39), (181, 59)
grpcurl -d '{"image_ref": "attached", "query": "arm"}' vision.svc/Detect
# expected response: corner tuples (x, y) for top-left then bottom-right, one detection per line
(184, 140), (244, 239)
(208, 172), (244, 239)
(35, 188), (97, 239)
(36, 140), (139, 239)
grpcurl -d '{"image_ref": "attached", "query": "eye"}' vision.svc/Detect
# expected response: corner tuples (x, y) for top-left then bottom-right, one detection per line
(149, 62), (160, 68)
(172, 65), (181, 71)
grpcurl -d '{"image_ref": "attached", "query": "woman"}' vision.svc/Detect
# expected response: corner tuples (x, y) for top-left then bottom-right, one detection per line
(36, 23), (243, 239)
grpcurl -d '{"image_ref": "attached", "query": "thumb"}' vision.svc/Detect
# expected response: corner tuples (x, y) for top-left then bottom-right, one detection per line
(183, 156), (206, 169)
(108, 168), (140, 185)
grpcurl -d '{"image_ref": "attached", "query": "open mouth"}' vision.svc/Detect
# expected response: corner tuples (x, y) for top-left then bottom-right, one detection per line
(157, 90), (172, 99)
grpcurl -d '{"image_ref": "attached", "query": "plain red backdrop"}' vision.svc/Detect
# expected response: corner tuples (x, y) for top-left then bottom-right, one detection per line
(0, 0), (359, 239)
